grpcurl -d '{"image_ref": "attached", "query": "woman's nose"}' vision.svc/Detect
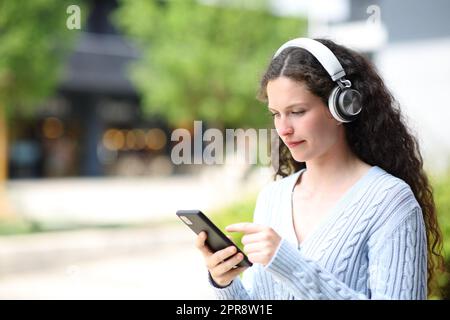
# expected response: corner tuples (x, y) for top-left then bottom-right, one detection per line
(277, 118), (294, 137)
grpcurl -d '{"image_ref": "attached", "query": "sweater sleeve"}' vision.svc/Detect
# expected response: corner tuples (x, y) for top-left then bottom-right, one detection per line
(207, 266), (255, 299)
(264, 205), (427, 300)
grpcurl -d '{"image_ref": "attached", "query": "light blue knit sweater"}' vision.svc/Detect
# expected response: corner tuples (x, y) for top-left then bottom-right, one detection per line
(209, 166), (427, 299)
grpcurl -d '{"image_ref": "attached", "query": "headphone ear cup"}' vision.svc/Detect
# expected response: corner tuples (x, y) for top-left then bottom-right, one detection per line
(338, 89), (362, 120)
(328, 86), (348, 123)
(328, 86), (362, 123)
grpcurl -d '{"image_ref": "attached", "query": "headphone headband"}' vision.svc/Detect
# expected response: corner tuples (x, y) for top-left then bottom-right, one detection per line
(273, 38), (346, 81)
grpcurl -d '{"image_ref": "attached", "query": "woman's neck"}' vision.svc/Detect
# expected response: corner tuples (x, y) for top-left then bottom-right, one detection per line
(301, 142), (371, 194)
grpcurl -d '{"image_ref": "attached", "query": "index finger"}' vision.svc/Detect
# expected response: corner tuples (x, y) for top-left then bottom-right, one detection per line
(225, 222), (263, 234)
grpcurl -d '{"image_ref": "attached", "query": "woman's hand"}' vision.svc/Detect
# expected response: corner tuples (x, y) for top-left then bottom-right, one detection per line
(195, 231), (248, 288)
(226, 223), (281, 266)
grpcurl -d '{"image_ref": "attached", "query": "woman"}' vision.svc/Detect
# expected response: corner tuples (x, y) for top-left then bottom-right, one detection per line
(195, 38), (443, 299)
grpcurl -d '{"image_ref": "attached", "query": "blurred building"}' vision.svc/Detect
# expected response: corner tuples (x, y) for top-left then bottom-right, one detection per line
(8, 0), (173, 179)
(374, 0), (450, 173)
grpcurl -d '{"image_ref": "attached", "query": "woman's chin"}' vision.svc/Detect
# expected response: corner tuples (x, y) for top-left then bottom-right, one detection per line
(291, 153), (307, 163)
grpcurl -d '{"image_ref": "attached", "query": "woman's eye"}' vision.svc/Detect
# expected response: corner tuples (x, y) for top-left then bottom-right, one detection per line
(268, 110), (304, 118)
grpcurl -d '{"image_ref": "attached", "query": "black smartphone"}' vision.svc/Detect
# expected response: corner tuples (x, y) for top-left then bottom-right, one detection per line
(176, 209), (252, 268)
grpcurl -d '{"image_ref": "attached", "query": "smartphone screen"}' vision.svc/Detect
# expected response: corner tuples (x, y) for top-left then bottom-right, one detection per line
(176, 209), (252, 268)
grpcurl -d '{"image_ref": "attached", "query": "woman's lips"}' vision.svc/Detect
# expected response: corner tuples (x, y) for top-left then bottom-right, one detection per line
(286, 140), (305, 148)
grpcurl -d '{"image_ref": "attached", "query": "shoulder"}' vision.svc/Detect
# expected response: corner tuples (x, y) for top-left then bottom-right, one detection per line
(370, 166), (420, 211)
(368, 166), (423, 236)
(257, 170), (302, 201)
(252, 170), (301, 223)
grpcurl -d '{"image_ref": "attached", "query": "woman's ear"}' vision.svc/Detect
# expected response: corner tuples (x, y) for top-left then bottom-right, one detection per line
(324, 108), (341, 127)
(322, 102), (342, 126)
(324, 105), (337, 120)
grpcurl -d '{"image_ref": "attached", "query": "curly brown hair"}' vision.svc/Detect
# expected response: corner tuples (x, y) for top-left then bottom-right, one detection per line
(257, 38), (444, 297)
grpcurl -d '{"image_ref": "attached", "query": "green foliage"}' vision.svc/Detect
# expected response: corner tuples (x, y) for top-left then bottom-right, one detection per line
(0, 0), (81, 115)
(115, 0), (307, 128)
(432, 170), (450, 299)
(433, 173), (450, 255)
(0, 218), (35, 235)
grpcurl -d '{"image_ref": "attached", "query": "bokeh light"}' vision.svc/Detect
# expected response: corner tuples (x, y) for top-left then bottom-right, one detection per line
(103, 129), (125, 151)
(146, 128), (167, 151)
(42, 117), (64, 139)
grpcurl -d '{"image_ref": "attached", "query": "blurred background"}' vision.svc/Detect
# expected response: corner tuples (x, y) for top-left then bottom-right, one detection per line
(0, 0), (449, 299)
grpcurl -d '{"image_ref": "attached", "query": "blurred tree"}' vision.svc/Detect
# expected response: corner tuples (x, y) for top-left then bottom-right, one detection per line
(115, 0), (307, 129)
(0, 0), (80, 216)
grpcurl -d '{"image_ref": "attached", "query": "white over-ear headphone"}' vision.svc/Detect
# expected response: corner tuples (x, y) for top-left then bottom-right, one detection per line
(273, 38), (362, 123)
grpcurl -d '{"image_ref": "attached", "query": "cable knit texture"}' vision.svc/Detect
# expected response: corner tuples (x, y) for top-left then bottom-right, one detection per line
(208, 166), (427, 300)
